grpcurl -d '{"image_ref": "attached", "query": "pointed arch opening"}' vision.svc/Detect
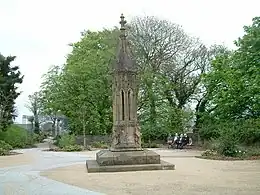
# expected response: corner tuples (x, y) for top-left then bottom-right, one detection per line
(128, 89), (133, 120)
(121, 90), (125, 121)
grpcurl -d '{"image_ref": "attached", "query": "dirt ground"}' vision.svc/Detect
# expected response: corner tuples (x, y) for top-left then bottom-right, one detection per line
(0, 152), (34, 168)
(40, 150), (260, 195)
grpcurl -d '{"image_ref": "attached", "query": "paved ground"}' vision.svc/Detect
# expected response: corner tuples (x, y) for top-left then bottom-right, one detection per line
(1, 144), (260, 195)
(0, 146), (102, 195)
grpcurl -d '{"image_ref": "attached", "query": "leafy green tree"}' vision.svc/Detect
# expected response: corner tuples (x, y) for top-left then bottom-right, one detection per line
(26, 92), (41, 134)
(199, 16), (260, 144)
(0, 54), (23, 131)
(39, 65), (63, 136)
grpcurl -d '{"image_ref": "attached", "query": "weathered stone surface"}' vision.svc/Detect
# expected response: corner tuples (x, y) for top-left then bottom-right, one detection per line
(96, 149), (160, 166)
(96, 150), (114, 166)
(86, 159), (175, 173)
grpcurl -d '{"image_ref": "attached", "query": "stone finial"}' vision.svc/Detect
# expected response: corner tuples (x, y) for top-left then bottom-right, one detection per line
(119, 14), (127, 31)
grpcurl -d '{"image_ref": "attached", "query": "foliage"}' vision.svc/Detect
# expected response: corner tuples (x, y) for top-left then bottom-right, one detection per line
(202, 17), (260, 120)
(0, 54), (23, 131)
(0, 125), (35, 148)
(0, 140), (13, 155)
(39, 29), (117, 136)
(25, 92), (41, 134)
(62, 144), (83, 152)
(197, 16), (260, 151)
(200, 118), (260, 156)
(39, 16), (211, 141)
(129, 16), (211, 138)
(141, 142), (160, 148)
(56, 134), (76, 148)
(91, 141), (109, 149)
(33, 131), (48, 143)
(38, 15), (259, 148)
(54, 134), (83, 151)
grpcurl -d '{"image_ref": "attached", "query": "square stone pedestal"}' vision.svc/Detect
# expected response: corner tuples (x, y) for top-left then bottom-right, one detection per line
(86, 149), (175, 173)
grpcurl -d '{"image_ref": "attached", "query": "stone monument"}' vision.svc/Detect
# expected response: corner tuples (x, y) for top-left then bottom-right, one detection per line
(86, 14), (175, 173)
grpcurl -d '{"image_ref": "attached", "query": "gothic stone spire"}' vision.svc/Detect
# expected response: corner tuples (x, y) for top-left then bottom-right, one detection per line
(115, 14), (136, 72)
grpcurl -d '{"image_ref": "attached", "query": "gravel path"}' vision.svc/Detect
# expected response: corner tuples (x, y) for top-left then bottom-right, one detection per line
(43, 149), (260, 195)
(1, 145), (260, 195)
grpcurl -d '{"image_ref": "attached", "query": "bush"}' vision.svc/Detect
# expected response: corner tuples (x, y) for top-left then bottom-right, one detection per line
(199, 118), (260, 147)
(57, 134), (76, 148)
(62, 145), (83, 152)
(33, 131), (48, 143)
(0, 140), (13, 155)
(0, 125), (36, 148)
(201, 149), (218, 157)
(141, 142), (160, 148)
(0, 140), (13, 150)
(237, 118), (260, 145)
(54, 134), (83, 151)
(91, 141), (109, 149)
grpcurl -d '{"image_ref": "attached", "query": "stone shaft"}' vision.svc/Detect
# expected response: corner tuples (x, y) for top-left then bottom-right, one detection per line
(111, 14), (141, 151)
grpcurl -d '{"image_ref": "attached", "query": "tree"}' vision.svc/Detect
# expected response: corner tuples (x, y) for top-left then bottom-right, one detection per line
(128, 16), (213, 137)
(60, 29), (118, 135)
(39, 65), (62, 136)
(39, 30), (118, 137)
(25, 92), (41, 134)
(204, 17), (260, 120)
(198, 16), (260, 143)
(0, 54), (23, 131)
(27, 116), (34, 133)
(128, 16), (188, 137)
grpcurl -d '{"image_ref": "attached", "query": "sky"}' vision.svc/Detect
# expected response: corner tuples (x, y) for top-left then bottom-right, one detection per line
(0, 0), (259, 123)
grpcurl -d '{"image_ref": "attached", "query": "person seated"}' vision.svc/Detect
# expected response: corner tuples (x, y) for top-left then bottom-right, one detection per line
(176, 134), (183, 149)
(173, 133), (179, 144)
(183, 134), (189, 146)
(167, 133), (173, 148)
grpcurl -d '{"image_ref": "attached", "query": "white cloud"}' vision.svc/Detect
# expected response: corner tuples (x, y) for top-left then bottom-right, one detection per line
(0, 0), (259, 123)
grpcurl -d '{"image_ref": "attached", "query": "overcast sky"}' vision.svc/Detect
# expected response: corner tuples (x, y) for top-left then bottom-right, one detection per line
(0, 0), (259, 123)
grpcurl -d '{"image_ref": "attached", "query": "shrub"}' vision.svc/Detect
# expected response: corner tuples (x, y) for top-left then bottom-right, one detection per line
(91, 141), (109, 149)
(55, 134), (83, 151)
(62, 145), (83, 152)
(33, 131), (48, 143)
(237, 118), (260, 145)
(0, 148), (9, 156)
(201, 149), (218, 157)
(0, 140), (13, 151)
(0, 140), (13, 155)
(0, 125), (35, 148)
(57, 134), (76, 148)
(199, 118), (260, 147)
(141, 142), (159, 148)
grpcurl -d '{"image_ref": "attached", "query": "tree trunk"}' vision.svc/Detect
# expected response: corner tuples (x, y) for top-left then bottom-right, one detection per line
(31, 122), (34, 134)
(52, 119), (56, 137)
(34, 121), (40, 134)
(83, 122), (86, 148)
(57, 119), (60, 136)
(34, 111), (40, 134)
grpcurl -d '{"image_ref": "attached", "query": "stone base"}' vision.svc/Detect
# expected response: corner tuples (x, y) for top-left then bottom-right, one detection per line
(86, 159), (175, 173)
(86, 149), (175, 173)
(96, 149), (160, 165)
